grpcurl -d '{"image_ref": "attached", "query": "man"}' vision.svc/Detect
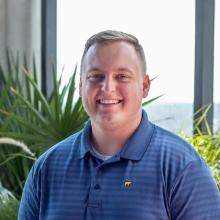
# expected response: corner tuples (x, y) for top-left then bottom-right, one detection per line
(19, 30), (220, 219)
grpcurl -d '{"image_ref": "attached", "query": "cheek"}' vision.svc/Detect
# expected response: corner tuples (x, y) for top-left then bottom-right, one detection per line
(82, 84), (98, 101)
(122, 84), (143, 102)
(131, 83), (144, 96)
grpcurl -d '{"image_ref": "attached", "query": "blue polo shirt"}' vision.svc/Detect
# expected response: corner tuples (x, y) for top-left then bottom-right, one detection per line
(19, 111), (220, 220)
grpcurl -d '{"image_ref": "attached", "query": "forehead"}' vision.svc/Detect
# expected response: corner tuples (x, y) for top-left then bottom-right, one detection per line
(82, 41), (143, 73)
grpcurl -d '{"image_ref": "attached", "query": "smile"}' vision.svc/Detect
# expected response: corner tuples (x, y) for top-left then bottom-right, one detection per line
(97, 99), (122, 104)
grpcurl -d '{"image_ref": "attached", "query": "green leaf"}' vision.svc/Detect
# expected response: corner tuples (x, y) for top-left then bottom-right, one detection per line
(10, 88), (58, 137)
(23, 69), (53, 121)
(63, 65), (77, 119)
(142, 94), (164, 106)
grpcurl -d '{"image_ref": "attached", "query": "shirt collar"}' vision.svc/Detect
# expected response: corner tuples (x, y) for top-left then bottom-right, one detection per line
(78, 110), (155, 161)
(78, 120), (92, 159)
(119, 111), (155, 160)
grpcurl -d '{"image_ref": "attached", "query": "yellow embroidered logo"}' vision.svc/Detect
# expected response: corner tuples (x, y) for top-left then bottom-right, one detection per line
(124, 181), (133, 187)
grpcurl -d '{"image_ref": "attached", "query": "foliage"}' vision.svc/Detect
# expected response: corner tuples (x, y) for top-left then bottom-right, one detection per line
(0, 181), (16, 202)
(142, 94), (163, 106)
(0, 137), (36, 157)
(0, 53), (88, 198)
(180, 104), (220, 190)
(0, 181), (18, 220)
(181, 132), (220, 190)
(0, 198), (19, 220)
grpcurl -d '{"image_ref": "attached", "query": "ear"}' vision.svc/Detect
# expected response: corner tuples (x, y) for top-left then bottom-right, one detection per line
(142, 74), (150, 98)
(79, 78), (82, 97)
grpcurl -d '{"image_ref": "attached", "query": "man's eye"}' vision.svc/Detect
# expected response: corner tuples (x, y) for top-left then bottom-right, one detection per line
(88, 74), (104, 81)
(117, 74), (129, 81)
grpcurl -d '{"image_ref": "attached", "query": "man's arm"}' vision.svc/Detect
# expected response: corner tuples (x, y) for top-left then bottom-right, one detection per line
(170, 160), (220, 220)
(18, 164), (40, 220)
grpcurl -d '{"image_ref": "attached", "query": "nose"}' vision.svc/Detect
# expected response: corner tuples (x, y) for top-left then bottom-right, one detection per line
(100, 76), (116, 93)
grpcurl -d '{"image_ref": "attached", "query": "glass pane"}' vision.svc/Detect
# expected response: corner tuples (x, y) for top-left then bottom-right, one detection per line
(214, 1), (220, 133)
(57, 0), (195, 134)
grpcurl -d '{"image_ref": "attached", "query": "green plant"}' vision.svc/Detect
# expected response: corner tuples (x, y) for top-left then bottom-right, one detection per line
(181, 131), (220, 190)
(0, 53), (88, 198)
(0, 198), (19, 220)
(0, 180), (19, 220)
(180, 104), (220, 190)
(0, 137), (36, 158)
(0, 63), (88, 153)
(0, 181), (16, 202)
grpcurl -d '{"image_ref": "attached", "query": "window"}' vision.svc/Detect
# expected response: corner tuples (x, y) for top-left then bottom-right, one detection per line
(214, 0), (220, 133)
(57, 0), (195, 134)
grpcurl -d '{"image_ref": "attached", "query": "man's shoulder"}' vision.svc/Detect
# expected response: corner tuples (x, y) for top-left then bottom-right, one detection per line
(151, 124), (202, 162)
(34, 130), (83, 170)
(148, 124), (210, 195)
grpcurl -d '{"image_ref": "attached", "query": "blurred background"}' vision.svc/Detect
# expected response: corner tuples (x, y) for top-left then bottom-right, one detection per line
(0, 1), (219, 218)
(1, 0), (219, 135)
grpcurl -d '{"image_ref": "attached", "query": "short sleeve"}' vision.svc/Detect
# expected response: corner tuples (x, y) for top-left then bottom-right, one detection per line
(170, 160), (220, 220)
(18, 163), (40, 220)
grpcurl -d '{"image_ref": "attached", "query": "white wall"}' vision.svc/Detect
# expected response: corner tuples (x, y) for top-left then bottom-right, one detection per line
(0, 0), (41, 76)
(0, 0), (6, 71)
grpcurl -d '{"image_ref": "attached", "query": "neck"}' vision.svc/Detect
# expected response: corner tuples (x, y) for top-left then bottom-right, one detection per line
(90, 112), (142, 156)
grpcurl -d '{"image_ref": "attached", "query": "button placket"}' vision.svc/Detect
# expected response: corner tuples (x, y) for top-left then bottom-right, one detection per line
(87, 166), (102, 208)
(94, 183), (100, 190)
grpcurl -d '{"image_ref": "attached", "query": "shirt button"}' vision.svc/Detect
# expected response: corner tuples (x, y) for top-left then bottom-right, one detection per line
(94, 184), (100, 190)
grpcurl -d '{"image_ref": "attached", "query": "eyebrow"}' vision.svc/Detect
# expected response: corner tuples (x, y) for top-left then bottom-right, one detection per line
(87, 67), (133, 74)
(117, 68), (133, 74)
(87, 68), (102, 73)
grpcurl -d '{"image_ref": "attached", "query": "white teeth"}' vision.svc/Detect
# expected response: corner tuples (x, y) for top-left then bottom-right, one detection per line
(99, 100), (120, 104)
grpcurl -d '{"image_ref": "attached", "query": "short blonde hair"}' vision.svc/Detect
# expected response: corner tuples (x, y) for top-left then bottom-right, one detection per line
(80, 30), (147, 74)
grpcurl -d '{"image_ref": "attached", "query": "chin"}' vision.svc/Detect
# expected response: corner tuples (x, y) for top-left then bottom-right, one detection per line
(97, 114), (122, 126)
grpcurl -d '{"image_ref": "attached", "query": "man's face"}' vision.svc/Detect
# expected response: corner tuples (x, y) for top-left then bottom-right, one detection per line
(79, 41), (150, 129)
